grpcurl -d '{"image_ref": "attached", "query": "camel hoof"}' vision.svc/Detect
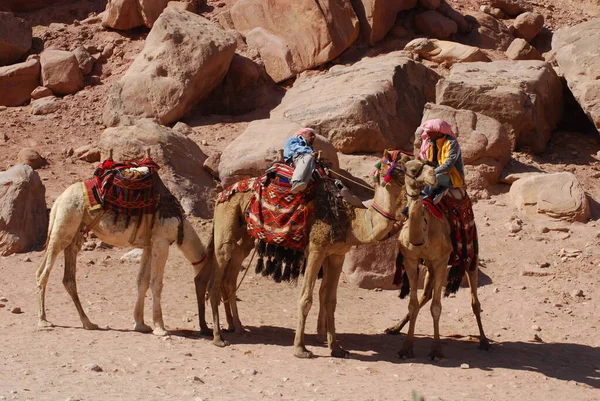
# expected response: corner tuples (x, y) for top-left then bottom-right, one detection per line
(213, 339), (230, 348)
(428, 349), (445, 361)
(83, 322), (99, 330)
(153, 327), (169, 336)
(38, 320), (54, 328)
(479, 338), (492, 351)
(133, 323), (153, 333)
(294, 348), (314, 359)
(331, 348), (350, 359)
(384, 326), (401, 335)
(397, 348), (415, 359)
(199, 327), (213, 337)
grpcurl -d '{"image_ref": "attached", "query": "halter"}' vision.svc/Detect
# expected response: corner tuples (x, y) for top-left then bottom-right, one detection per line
(371, 200), (401, 221)
(191, 253), (207, 266)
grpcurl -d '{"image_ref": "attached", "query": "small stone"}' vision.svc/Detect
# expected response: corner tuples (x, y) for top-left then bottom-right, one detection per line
(82, 241), (96, 251)
(200, 140), (208, 146)
(538, 262), (550, 268)
(0, 304), (5, 308)
(570, 289), (584, 298)
(539, 226), (550, 233)
(460, 363), (470, 369)
(532, 325), (541, 332)
(10, 307), (22, 314)
(0, 297), (7, 302)
(521, 286), (527, 290)
(282, 377), (289, 382)
(241, 368), (257, 376)
(84, 363), (103, 372)
(22, 257), (32, 262)
(120, 248), (143, 263)
(533, 334), (543, 342)
(186, 376), (204, 384)
(493, 287), (500, 293)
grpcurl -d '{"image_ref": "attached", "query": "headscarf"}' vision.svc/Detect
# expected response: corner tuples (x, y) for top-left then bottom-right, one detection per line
(418, 119), (457, 160)
(295, 127), (316, 138)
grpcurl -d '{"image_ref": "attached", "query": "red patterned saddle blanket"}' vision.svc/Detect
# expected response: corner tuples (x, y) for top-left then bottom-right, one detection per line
(82, 158), (160, 216)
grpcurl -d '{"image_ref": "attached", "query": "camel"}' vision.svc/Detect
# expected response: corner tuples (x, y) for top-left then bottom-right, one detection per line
(36, 174), (212, 336)
(389, 158), (491, 359)
(207, 150), (420, 358)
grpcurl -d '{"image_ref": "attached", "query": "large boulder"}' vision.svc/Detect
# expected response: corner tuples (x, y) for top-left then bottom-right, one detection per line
(342, 237), (399, 290)
(0, 59), (40, 107)
(0, 164), (47, 256)
(513, 12), (544, 42)
(0, 0), (76, 12)
(505, 38), (543, 60)
(97, 119), (215, 218)
(436, 60), (563, 153)
(102, 0), (145, 30)
(270, 51), (440, 154)
(0, 12), (32, 66)
(414, 10), (457, 39)
(509, 173), (590, 222)
(138, 0), (171, 28)
(218, 119), (339, 188)
(40, 50), (83, 96)
(103, 8), (237, 127)
(457, 11), (514, 51)
(552, 19), (600, 134)
(404, 38), (490, 65)
(490, 0), (532, 17)
(421, 103), (511, 198)
(230, 0), (359, 83)
(350, 0), (417, 45)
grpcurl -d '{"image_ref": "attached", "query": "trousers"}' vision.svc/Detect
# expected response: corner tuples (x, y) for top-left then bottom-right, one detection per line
(291, 153), (315, 185)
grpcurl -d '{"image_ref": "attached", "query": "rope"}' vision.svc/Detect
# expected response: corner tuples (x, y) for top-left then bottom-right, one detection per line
(328, 169), (375, 193)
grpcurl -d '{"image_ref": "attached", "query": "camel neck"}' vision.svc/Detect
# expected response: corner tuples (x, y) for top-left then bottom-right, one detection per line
(406, 196), (426, 246)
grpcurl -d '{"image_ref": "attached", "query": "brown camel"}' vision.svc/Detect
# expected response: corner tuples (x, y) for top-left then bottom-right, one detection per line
(207, 150), (418, 358)
(36, 180), (212, 336)
(390, 159), (491, 359)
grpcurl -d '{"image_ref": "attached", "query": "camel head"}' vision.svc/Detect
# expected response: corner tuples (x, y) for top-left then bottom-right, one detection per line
(403, 159), (436, 197)
(373, 149), (412, 190)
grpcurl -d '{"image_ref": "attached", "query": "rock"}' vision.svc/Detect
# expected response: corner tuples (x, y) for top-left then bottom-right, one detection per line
(342, 237), (399, 290)
(138, 0), (171, 28)
(521, 268), (554, 277)
(72, 46), (95, 76)
(167, 2), (196, 13)
(457, 11), (514, 51)
(102, 0), (144, 30)
(350, 0), (417, 45)
(505, 221), (522, 233)
(172, 122), (194, 136)
(103, 9), (236, 127)
(98, 119), (215, 218)
(532, 325), (541, 331)
(84, 364), (103, 372)
(490, 0), (532, 17)
(420, 103), (511, 197)
(0, 12), (32, 66)
(404, 38), (490, 64)
(73, 145), (101, 162)
(82, 241), (96, 251)
(460, 363), (470, 369)
(186, 375), (205, 383)
(437, 1), (469, 33)
(18, 148), (45, 169)
(509, 173), (590, 222)
(552, 19), (600, 134)
(480, 5), (504, 19)
(10, 307), (22, 314)
(271, 51), (439, 154)
(570, 289), (584, 298)
(505, 38), (543, 60)
(31, 96), (61, 115)
(31, 86), (53, 100)
(0, 297), (7, 302)
(533, 334), (543, 342)
(419, 0), (440, 10)
(436, 60), (563, 153)
(203, 152), (221, 178)
(40, 50), (83, 96)
(0, 164), (47, 255)
(414, 10), (457, 39)
(514, 12), (544, 42)
(218, 119), (339, 187)
(0, 59), (40, 107)
(120, 248), (143, 263)
(230, 0), (359, 82)
(241, 368), (257, 376)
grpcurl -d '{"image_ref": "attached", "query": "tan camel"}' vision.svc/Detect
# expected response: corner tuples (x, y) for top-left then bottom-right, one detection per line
(207, 150), (416, 358)
(390, 159), (491, 359)
(36, 180), (212, 336)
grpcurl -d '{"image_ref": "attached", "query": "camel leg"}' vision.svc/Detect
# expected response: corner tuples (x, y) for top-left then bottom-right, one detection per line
(322, 254), (349, 358)
(133, 246), (153, 333)
(398, 255), (420, 359)
(385, 268), (433, 335)
(294, 250), (326, 358)
(149, 240), (170, 336)
(62, 233), (98, 330)
(194, 260), (213, 336)
(36, 241), (67, 328)
(316, 268), (328, 344)
(466, 266), (491, 350)
(222, 236), (253, 334)
(210, 240), (235, 347)
(428, 260), (448, 360)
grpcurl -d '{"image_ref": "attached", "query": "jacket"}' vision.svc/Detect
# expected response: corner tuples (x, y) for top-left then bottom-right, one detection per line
(426, 135), (465, 188)
(284, 136), (313, 161)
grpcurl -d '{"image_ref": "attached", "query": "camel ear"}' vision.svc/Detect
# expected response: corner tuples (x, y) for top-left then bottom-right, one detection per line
(383, 149), (391, 161)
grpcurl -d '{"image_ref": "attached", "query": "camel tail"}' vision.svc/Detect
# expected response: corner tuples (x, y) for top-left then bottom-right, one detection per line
(42, 202), (59, 251)
(393, 251), (410, 299)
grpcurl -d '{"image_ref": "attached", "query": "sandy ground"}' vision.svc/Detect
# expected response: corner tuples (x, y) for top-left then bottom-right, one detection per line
(1, 1), (600, 400)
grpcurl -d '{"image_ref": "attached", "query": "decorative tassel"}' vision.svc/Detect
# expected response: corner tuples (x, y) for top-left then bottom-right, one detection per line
(255, 257), (264, 274)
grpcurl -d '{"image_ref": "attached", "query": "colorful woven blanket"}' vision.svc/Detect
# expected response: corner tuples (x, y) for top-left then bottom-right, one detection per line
(82, 158), (160, 216)
(216, 177), (255, 204)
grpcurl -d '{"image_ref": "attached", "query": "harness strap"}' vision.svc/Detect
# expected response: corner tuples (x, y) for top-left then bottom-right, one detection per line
(191, 253), (207, 266)
(371, 201), (399, 221)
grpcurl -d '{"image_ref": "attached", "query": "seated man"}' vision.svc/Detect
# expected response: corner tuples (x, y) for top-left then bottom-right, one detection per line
(284, 127), (317, 194)
(418, 119), (465, 202)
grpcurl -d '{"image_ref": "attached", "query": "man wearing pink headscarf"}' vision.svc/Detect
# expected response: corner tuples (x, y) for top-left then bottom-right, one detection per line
(418, 119), (465, 201)
(284, 127), (317, 193)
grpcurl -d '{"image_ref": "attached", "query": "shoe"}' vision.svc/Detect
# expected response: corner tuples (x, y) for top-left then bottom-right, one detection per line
(290, 181), (307, 194)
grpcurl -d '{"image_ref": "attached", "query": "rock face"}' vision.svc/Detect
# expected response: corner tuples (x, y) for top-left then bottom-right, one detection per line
(98, 119), (215, 218)
(421, 103), (511, 198)
(218, 119), (339, 188)
(514, 12), (544, 42)
(404, 38), (490, 64)
(350, 0), (417, 45)
(436, 60), (563, 153)
(230, 0), (359, 82)
(414, 10), (457, 39)
(552, 19), (600, 133)
(40, 50), (83, 96)
(506, 38), (543, 60)
(0, 59), (40, 107)
(0, 164), (48, 256)
(509, 173), (590, 222)
(342, 237), (399, 290)
(103, 8), (237, 127)
(271, 51), (440, 154)
(102, 0), (145, 30)
(0, 12), (32, 66)
(458, 11), (514, 51)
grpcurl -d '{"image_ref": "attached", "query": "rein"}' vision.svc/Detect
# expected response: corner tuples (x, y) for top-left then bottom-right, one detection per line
(371, 200), (400, 221)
